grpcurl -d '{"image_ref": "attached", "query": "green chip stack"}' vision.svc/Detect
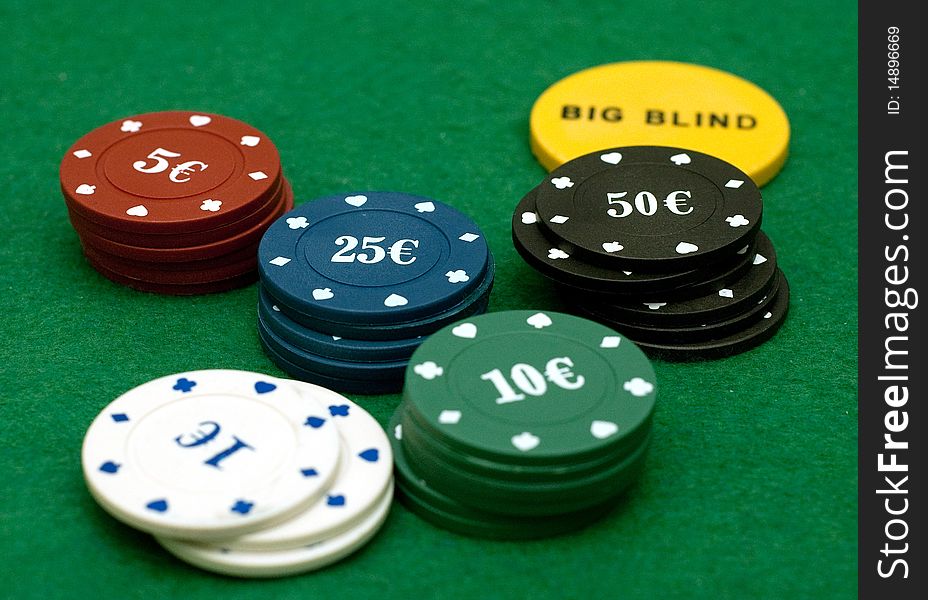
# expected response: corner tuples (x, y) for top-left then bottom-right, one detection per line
(389, 310), (658, 539)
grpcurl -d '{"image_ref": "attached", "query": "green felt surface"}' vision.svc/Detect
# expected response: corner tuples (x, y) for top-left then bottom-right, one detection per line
(1, 1), (857, 598)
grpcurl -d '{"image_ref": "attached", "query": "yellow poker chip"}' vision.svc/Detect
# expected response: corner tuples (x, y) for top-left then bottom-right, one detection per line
(529, 61), (790, 186)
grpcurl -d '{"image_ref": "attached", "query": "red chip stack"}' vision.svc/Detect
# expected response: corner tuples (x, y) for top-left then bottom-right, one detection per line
(59, 111), (292, 294)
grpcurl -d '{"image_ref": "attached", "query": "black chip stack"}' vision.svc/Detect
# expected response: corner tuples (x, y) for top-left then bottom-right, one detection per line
(511, 146), (789, 360)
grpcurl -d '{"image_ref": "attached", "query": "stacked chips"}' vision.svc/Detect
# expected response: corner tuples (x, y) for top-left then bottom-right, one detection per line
(390, 310), (657, 539)
(60, 112), (292, 295)
(512, 146), (789, 360)
(257, 193), (495, 393)
(81, 370), (393, 578)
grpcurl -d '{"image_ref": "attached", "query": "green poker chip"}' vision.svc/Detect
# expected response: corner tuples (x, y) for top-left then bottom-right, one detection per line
(400, 405), (650, 516)
(389, 408), (617, 540)
(403, 310), (658, 466)
(400, 400), (651, 484)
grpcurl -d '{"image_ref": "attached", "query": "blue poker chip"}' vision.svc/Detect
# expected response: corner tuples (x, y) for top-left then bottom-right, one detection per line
(257, 313), (408, 381)
(258, 327), (404, 395)
(259, 192), (491, 326)
(274, 257), (495, 341)
(258, 286), (423, 363)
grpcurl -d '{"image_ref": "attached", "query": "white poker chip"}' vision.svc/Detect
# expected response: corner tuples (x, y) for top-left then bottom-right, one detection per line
(81, 370), (341, 540)
(156, 481), (394, 578)
(224, 380), (394, 550)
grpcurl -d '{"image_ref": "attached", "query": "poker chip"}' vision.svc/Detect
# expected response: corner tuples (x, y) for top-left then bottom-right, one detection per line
(586, 277), (779, 345)
(258, 314), (408, 385)
(529, 61), (790, 186)
(65, 175), (289, 250)
(533, 146), (763, 270)
(157, 483), (392, 578)
(257, 326), (413, 396)
(71, 182), (288, 263)
(81, 243), (258, 285)
(257, 193), (494, 392)
(258, 192), (490, 326)
(399, 407), (651, 517)
(273, 258), (495, 341)
(209, 382), (392, 551)
(257, 287), (423, 363)
(79, 231), (261, 266)
(512, 186), (755, 295)
(81, 370), (341, 540)
(633, 271), (791, 360)
(577, 232), (778, 327)
(61, 111), (292, 294)
(257, 291), (493, 395)
(82, 373), (395, 578)
(61, 111), (281, 233)
(390, 310), (657, 538)
(400, 402), (642, 485)
(82, 257), (260, 296)
(511, 146), (789, 360)
(391, 412), (619, 540)
(404, 310), (656, 464)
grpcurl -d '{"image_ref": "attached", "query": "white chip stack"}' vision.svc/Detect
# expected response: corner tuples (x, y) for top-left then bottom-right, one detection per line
(81, 370), (393, 577)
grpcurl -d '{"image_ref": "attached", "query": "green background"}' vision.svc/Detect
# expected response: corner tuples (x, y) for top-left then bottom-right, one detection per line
(1, 1), (857, 598)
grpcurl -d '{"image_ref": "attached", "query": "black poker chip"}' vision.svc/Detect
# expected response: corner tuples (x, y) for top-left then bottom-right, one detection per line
(533, 146), (763, 271)
(512, 187), (755, 296)
(581, 269), (782, 344)
(631, 271), (790, 360)
(510, 145), (789, 361)
(575, 231), (778, 327)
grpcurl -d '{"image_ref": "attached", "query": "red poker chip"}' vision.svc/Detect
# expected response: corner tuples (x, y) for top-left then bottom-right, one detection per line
(71, 179), (293, 263)
(60, 111), (282, 234)
(85, 253), (258, 295)
(64, 172), (286, 249)
(81, 242), (258, 285)
(78, 235), (260, 272)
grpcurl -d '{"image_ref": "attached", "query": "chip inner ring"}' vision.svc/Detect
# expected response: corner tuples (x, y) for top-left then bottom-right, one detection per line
(533, 146), (763, 267)
(404, 311), (658, 463)
(445, 331), (613, 427)
(102, 128), (239, 200)
(571, 163), (721, 239)
(299, 210), (447, 288)
(128, 393), (297, 495)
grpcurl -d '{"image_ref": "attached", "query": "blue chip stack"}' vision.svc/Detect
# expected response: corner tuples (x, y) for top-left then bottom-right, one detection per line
(257, 192), (495, 393)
